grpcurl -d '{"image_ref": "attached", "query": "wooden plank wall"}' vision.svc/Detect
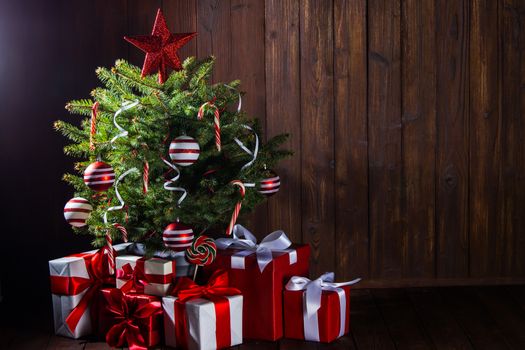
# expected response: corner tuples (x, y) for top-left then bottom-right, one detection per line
(3, 0), (524, 293)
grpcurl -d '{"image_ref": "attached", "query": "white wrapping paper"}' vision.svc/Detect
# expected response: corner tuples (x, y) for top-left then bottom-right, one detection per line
(115, 255), (175, 296)
(48, 243), (130, 339)
(163, 295), (243, 350)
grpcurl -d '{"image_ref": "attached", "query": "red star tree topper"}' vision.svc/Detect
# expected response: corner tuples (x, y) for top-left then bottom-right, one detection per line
(124, 9), (196, 83)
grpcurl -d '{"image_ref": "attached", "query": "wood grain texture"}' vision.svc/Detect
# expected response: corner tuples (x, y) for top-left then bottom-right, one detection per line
(163, 0), (198, 59)
(334, 0), (369, 280)
(435, 0), (470, 278)
(469, 0), (503, 277)
(265, 0), (302, 243)
(230, 0), (269, 238)
(300, 0), (336, 276)
(501, 0), (525, 276)
(401, 0), (436, 278)
(368, 0), (403, 279)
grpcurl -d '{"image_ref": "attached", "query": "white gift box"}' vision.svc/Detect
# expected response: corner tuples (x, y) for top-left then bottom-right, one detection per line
(163, 295), (243, 350)
(115, 255), (175, 296)
(48, 243), (130, 339)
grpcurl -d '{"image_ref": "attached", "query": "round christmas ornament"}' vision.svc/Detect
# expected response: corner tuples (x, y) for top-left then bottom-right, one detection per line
(257, 170), (281, 196)
(163, 222), (194, 251)
(83, 161), (115, 191)
(169, 135), (200, 167)
(63, 197), (93, 227)
(185, 235), (217, 266)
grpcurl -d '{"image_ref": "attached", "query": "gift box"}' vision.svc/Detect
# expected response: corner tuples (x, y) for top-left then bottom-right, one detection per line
(116, 255), (175, 296)
(163, 270), (243, 350)
(125, 243), (193, 277)
(283, 273), (361, 343)
(98, 288), (163, 349)
(48, 243), (130, 339)
(204, 225), (310, 340)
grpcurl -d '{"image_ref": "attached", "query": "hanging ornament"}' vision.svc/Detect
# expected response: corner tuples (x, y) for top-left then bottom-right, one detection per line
(258, 170), (281, 197)
(83, 161), (115, 192)
(226, 180), (246, 236)
(89, 102), (99, 151)
(163, 222), (195, 251)
(124, 9), (197, 83)
(169, 135), (200, 167)
(185, 235), (217, 266)
(197, 101), (221, 152)
(63, 197), (93, 227)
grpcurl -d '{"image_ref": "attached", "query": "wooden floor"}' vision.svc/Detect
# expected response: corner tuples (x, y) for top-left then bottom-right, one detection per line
(2, 286), (525, 349)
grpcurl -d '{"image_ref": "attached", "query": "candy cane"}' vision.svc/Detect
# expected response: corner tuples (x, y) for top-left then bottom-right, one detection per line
(113, 223), (128, 243)
(227, 180), (246, 236)
(105, 231), (115, 275)
(198, 101), (221, 152)
(90, 102), (99, 151)
(143, 161), (149, 194)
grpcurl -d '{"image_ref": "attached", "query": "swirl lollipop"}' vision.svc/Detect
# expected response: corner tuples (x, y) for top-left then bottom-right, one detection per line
(185, 235), (217, 280)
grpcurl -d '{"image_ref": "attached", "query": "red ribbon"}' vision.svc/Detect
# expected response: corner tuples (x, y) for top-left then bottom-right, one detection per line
(171, 270), (241, 349)
(116, 259), (175, 294)
(103, 289), (162, 350)
(49, 247), (115, 333)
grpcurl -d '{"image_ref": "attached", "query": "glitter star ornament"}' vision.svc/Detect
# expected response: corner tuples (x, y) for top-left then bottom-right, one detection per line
(124, 9), (196, 83)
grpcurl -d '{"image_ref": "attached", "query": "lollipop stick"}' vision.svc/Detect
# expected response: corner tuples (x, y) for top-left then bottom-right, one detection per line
(193, 265), (199, 281)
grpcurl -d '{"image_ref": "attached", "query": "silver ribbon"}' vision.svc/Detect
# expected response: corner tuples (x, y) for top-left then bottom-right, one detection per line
(215, 224), (296, 273)
(162, 158), (187, 206)
(110, 100), (140, 145)
(285, 273), (361, 341)
(103, 168), (139, 224)
(234, 124), (259, 171)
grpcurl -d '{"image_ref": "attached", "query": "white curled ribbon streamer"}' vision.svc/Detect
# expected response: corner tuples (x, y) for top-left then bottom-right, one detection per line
(162, 157), (187, 206)
(110, 100), (140, 145)
(215, 224), (294, 272)
(285, 272), (361, 341)
(224, 84), (242, 113)
(103, 168), (139, 225)
(234, 124), (259, 171)
(225, 85), (259, 172)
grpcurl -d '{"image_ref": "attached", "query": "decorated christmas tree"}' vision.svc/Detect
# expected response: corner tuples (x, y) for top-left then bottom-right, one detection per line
(55, 10), (289, 254)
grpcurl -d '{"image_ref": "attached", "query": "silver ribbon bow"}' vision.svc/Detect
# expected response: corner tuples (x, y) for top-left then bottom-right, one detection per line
(215, 224), (295, 273)
(285, 272), (361, 341)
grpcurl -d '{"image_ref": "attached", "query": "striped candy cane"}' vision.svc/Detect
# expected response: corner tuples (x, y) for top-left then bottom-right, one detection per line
(90, 102), (99, 151)
(227, 180), (246, 236)
(143, 160), (149, 194)
(113, 223), (128, 243)
(105, 231), (115, 275)
(198, 101), (221, 152)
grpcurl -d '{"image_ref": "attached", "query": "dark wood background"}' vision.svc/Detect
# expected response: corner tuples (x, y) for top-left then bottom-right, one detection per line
(1, 0), (524, 316)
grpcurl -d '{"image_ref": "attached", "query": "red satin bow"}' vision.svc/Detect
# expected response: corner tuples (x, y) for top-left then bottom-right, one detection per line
(49, 246), (115, 333)
(172, 269), (241, 302)
(116, 263), (148, 293)
(103, 289), (162, 350)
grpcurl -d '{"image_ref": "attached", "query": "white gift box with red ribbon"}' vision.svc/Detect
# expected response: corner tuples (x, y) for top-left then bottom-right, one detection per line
(115, 255), (175, 296)
(48, 243), (130, 339)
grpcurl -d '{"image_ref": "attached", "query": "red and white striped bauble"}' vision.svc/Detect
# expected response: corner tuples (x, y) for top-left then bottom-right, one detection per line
(258, 170), (281, 196)
(63, 197), (93, 227)
(163, 222), (195, 251)
(169, 135), (200, 167)
(83, 161), (115, 192)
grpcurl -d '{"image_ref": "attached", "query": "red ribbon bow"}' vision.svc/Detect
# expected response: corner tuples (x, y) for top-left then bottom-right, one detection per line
(171, 270), (241, 349)
(116, 263), (148, 293)
(103, 289), (162, 350)
(49, 246), (115, 333)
